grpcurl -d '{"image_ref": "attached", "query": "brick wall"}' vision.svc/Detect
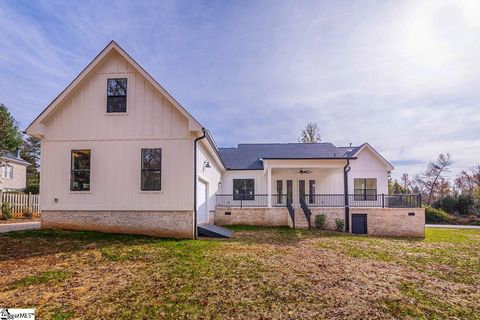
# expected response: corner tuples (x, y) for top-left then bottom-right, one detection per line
(41, 210), (194, 238)
(349, 207), (425, 237)
(214, 207), (289, 226)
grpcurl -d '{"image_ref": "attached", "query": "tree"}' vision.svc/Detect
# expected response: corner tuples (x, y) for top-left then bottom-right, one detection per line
(416, 153), (453, 205)
(298, 122), (321, 143)
(0, 103), (23, 152)
(20, 136), (41, 193)
(400, 173), (412, 193)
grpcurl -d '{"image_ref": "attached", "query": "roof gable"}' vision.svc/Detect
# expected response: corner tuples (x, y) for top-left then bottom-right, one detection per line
(350, 143), (394, 171)
(26, 41), (202, 137)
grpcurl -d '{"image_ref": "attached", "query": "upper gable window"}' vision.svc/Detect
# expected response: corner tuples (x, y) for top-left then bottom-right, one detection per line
(107, 78), (127, 113)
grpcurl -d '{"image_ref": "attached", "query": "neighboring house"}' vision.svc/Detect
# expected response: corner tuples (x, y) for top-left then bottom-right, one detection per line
(0, 151), (29, 192)
(26, 41), (424, 239)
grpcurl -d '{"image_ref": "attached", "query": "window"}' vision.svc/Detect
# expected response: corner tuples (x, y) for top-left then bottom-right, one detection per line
(309, 180), (315, 204)
(141, 148), (162, 191)
(233, 179), (254, 200)
(1, 165), (13, 179)
(71, 150), (91, 191)
(5, 165), (13, 179)
(276, 180), (283, 204)
(354, 178), (377, 200)
(107, 78), (127, 113)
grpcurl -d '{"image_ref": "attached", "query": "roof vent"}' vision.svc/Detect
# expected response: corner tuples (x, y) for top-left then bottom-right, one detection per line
(346, 143), (353, 153)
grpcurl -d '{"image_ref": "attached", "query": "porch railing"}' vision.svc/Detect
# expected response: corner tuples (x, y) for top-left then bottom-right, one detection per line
(216, 194), (421, 208)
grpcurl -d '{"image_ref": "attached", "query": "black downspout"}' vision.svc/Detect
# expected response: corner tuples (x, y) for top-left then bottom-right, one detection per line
(343, 159), (351, 233)
(193, 128), (207, 239)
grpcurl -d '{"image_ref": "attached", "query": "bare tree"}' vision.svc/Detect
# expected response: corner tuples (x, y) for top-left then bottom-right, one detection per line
(298, 122), (321, 143)
(400, 173), (412, 193)
(416, 153), (453, 204)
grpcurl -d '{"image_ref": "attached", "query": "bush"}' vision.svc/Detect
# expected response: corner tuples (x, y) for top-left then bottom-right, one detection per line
(335, 218), (345, 231)
(22, 207), (33, 219)
(314, 214), (326, 229)
(425, 206), (452, 224)
(433, 195), (457, 214)
(1, 202), (12, 220)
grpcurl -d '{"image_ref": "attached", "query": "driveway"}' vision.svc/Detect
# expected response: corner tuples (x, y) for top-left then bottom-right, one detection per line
(426, 224), (480, 229)
(0, 222), (41, 233)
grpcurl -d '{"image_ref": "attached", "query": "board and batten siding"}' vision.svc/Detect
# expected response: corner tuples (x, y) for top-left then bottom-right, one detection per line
(39, 51), (195, 211)
(348, 147), (390, 194)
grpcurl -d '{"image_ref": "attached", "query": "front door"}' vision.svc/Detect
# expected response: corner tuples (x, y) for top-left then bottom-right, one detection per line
(197, 180), (208, 224)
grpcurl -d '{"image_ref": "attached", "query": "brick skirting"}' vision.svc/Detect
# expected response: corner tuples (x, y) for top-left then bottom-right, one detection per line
(41, 210), (194, 238)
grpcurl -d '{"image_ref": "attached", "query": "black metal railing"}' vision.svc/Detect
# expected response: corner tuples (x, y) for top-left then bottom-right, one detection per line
(216, 194), (421, 208)
(305, 194), (421, 208)
(286, 199), (295, 229)
(215, 194), (268, 208)
(299, 196), (311, 229)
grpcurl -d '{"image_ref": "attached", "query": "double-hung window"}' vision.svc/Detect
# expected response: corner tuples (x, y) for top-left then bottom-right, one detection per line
(107, 78), (127, 113)
(71, 150), (91, 191)
(354, 178), (377, 201)
(233, 179), (254, 200)
(1, 165), (13, 179)
(141, 148), (162, 191)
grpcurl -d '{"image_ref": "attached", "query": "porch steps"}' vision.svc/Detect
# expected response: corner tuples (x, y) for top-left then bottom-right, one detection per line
(293, 211), (310, 229)
(197, 224), (234, 238)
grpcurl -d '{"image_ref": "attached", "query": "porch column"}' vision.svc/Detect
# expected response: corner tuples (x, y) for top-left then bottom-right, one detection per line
(267, 167), (272, 208)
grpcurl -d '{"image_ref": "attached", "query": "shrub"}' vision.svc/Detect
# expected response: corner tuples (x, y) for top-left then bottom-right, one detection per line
(22, 207), (33, 219)
(335, 218), (345, 231)
(457, 194), (475, 215)
(425, 206), (452, 224)
(433, 195), (457, 214)
(314, 214), (326, 229)
(1, 202), (12, 220)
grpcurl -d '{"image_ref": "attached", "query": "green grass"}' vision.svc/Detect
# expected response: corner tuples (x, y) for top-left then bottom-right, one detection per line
(1, 227), (479, 319)
(12, 270), (69, 288)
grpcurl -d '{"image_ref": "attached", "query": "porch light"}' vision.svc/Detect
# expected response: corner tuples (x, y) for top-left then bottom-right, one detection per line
(203, 160), (211, 168)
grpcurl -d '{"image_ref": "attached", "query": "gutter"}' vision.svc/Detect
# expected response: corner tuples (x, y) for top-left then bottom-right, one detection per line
(193, 128), (207, 239)
(343, 159), (351, 233)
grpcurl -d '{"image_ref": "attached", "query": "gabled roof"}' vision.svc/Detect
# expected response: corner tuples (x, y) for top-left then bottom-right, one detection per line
(26, 40), (203, 136)
(0, 151), (30, 166)
(218, 143), (360, 170)
(348, 143), (394, 171)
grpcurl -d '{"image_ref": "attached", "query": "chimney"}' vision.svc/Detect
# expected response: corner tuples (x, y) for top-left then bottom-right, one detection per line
(16, 147), (20, 158)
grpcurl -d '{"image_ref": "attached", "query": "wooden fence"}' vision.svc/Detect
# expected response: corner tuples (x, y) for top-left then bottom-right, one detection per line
(0, 191), (40, 217)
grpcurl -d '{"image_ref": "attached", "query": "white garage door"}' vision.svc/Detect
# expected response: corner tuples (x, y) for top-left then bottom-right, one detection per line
(197, 180), (208, 224)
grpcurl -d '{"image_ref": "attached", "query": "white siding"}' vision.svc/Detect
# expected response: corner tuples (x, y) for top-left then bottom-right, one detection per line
(348, 147), (390, 194)
(221, 171), (267, 194)
(197, 142), (223, 222)
(38, 51), (195, 211)
(0, 162), (27, 191)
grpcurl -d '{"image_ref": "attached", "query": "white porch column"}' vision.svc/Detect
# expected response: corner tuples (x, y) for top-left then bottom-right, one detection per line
(267, 167), (272, 208)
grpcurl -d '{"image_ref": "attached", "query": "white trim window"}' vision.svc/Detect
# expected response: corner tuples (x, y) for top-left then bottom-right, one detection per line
(1, 164), (13, 179)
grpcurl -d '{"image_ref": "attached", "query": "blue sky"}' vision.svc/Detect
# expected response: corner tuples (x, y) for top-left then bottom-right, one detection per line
(1, 0), (479, 178)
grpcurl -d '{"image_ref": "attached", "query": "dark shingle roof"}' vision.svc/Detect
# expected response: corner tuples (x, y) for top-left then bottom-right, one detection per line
(218, 143), (361, 170)
(0, 151), (30, 166)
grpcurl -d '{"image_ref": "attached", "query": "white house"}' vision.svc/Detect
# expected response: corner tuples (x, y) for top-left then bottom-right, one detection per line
(26, 41), (424, 239)
(0, 151), (29, 192)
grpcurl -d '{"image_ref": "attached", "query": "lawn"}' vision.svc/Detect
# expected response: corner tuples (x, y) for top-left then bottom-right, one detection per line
(0, 227), (479, 319)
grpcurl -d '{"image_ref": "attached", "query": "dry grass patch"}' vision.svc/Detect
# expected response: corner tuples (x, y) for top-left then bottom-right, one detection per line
(0, 227), (479, 319)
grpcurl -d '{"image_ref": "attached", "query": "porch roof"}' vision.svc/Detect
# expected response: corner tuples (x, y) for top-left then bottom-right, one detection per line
(218, 143), (360, 170)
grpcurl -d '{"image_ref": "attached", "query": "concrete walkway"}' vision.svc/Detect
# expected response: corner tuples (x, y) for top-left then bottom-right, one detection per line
(0, 222), (41, 233)
(426, 224), (480, 229)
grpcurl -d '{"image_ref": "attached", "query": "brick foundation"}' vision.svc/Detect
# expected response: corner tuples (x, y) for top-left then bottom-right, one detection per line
(215, 207), (289, 226)
(41, 210), (194, 238)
